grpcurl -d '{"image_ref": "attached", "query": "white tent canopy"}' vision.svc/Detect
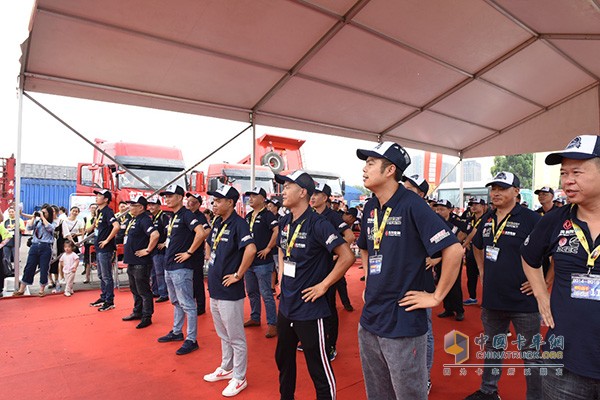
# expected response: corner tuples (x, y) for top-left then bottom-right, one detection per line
(20, 0), (600, 157)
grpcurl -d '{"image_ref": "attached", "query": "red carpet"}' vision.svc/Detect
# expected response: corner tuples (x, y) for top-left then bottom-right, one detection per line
(1, 262), (528, 399)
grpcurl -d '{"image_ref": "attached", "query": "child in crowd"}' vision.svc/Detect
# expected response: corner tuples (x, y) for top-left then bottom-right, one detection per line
(60, 241), (80, 297)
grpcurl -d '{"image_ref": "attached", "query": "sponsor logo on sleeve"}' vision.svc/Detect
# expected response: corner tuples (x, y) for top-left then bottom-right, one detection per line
(326, 234), (337, 245)
(241, 235), (252, 243)
(430, 229), (451, 244)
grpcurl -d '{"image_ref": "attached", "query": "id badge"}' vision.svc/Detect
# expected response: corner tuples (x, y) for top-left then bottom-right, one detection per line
(369, 255), (383, 275)
(164, 238), (170, 248)
(571, 273), (600, 301)
(209, 251), (216, 267)
(485, 245), (500, 262)
(94, 228), (99, 237)
(123, 236), (128, 244)
(283, 260), (296, 278)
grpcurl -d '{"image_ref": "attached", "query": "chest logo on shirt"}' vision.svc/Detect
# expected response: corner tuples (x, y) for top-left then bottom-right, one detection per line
(556, 236), (580, 254)
(563, 220), (573, 230)
(385, 230), (402, 237)
(387, 217), (402, 226)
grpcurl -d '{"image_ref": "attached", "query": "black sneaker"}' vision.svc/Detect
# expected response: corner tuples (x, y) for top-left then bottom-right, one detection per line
(157, 330), (184, 343)
(176, 339), (199, 355)
(136, 317), (152, 329)
(90, 298), (104, 307)
(155, 296), (169, 303)
(464, 390), (501, 400)
(455, 312), (465, 321)
(122, 313), (142, 321)
(328, 347), (337, 362)
(437, 310), (455, 318)
(98, 302), (115, 312)
(343, 304), (354, 312)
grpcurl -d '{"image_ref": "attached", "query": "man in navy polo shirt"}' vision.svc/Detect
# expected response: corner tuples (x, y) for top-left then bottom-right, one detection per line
(185, 192), (211, 315)
(242, 187), (279, 339)
(147, 196), (170, 303)
(522, 135), (600, 399)
(275, 170), (354, 400)
(202, 185), (256, 398)
(356, 142), (463, 400)
(88, 189), (120, 312)
(121, 196), (159, 329)
(156, 185), (209, 356)
(466, 172), (542, 400)
(534, 186), (556, 216)
(462, 197), (488, 306)
(310, 182), (355, 361)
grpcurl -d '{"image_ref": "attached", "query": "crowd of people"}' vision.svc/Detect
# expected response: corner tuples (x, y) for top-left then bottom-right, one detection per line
(2, 134), (599, 399)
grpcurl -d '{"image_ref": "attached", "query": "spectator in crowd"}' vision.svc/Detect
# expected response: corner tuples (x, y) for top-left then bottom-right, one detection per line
(60, 241), (80, 297)
(82, 204), (97, 283)
(522, 134), (600, 400)
(2, 206), (25, 277)
(49, 204), (65, 288)
(13, 205), (57, 297)
(203, 185), (256, 397)
(62, 206), (84, 252)
(147, 196), (170, 303)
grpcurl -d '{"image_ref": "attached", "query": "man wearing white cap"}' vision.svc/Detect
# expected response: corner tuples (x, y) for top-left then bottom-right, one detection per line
(356, 142), (463, 400)
(522, 135), (600, 399)
(466, 172), (542, 400)
(185, 192), (211, 315)
(534, 186), (556, 216)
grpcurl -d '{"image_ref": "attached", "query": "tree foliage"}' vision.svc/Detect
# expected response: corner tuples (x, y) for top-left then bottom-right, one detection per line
(491, 154), (533, 189)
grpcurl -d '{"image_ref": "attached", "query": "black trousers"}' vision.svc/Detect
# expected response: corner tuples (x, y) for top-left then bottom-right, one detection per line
(193, 265), (205, 312)
(127, 264), (154, 318)
(465, 254), (479, 300)
(324, 287), (339, 350)
(334, 276), (351, 307)
(443, 263), (464, 314)
(276, 312), (336, 400)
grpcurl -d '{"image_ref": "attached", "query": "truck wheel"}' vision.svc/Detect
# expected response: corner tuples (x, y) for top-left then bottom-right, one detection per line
(261, 151), (284, 173)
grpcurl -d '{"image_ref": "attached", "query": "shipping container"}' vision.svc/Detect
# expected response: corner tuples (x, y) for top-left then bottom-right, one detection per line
(20, 178), (76, 213)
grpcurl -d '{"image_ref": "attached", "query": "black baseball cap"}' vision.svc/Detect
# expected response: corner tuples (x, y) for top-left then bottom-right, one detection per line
(546, 135), (600, 165)
(434, 199), (453, 208)
(401, 174), (429, 194)
(208, 185), (240, 203)
(275, 170), (316, 196)
(93, 189), (112, 202)
(468, 197), (486, 206)
(159, 184), (185, 196)
(126, 195), (148, 207)
(267, 197), (281, 208)
(314, 182), (332, 197)
(245, 187), (267, 198)
(356, 141), (411, 173)
(486, 171), (521, 189)
(534, 187), (554, 195)
(344, 207), (358, 219)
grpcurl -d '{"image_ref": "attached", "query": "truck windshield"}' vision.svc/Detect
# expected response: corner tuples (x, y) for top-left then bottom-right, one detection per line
(312, 176), (343, 196)
(228, 177), (274, 194)
(118, 167), (187, 190)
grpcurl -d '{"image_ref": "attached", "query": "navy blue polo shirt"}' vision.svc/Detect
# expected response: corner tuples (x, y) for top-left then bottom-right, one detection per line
(357, 185), (458, 338)
(123, 213), (156, 265)
(521, 205), (600, 380)
(150, 210), (170, 255)
(164, 207), (200, 271)
(207, 212), (254, 301)
(278, 207), (346, 321)
(472, 203), (541, 312)
(94, 206), (117, 253)
(192, 210), (210, 263)
(321, 207), (350, 235)
(246, 208), (277, 266)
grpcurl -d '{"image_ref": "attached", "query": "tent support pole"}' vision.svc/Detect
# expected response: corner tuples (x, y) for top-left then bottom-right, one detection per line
(458, 153), (464, 211)
(13, 76), (24, 292)
(250, 113), (256, 188)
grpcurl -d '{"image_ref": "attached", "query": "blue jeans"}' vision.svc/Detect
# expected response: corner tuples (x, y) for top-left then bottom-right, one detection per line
(165, 268), (197, 342)
(358, 324), (428, 400)
(245, 262), (277, 325)
(96, 251), (114, 303)
(21, 242), (52, 286)
(544, 368), (600, 399)
(152, 253), (168, 298)
(3, 245), (15, 274)
(480, 308), (543, 399)
(426, 308), (434, 377)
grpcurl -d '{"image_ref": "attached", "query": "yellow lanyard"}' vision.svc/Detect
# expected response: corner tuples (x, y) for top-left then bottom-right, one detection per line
(125, 218), (135, 236)
(491, 214), (511, 246)
(373, 207), (392, 252)
(94, 212), (102, 229)
(212, 223), (228, 251)
(152, 210), (162, 223)
(572, 221), (600, 271)
(167, 214), (177, 238)
(249, 208), (265, 232)
(286, 220), (306, 258)
(473, 217), (482, 229)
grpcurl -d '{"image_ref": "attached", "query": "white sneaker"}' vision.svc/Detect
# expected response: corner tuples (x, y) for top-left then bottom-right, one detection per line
(203, 367), (233, 382)
(222, 378), (247, 397)
(64, 292), (72, 297)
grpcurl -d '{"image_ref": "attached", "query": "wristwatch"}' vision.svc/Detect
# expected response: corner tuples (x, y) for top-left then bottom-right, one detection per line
(186, 251), (193, 256)
(234, 272), (239, 279)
